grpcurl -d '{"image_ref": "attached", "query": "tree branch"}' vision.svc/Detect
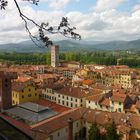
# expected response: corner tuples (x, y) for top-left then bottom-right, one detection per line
(1, 0), (81, 47)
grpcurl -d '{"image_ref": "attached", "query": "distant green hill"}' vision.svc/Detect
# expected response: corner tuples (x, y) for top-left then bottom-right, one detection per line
(0, 39), (140, 52)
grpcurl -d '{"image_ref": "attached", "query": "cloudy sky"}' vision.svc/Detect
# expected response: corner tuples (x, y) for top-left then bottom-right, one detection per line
(1, 0), (140, 44)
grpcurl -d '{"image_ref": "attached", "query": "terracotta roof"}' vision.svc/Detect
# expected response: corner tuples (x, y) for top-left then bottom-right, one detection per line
(117, 125), (131, 133)
(34, 99), (70, 113)
(136, 100), (140, 109)
(111, 93), (127, 103)
(82, 79), (93, 85)
(16, 76), (33, 83)
(12, 81), (35, 91)
(86, 94), (103, 102)
(100, 98), (110, 107)
(55, 86), (93, 98)
(37, 74), (60, 80)
(3, 107), (140, 140)
(30, 108), (83, 139)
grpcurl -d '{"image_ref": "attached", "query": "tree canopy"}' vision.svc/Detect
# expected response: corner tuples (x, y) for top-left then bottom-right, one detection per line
(88, 121), (121, 140)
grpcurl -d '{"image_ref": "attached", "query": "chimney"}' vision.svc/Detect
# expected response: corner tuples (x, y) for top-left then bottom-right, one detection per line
(68, 118), (73, 140)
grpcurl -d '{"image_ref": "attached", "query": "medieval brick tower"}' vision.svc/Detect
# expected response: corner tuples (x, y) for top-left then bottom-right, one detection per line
(0, 71), (17, 111)
(51, 45), (59, 67)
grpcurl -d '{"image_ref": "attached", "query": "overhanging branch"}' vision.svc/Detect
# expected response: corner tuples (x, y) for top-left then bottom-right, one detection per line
(1, 0), (81, 47)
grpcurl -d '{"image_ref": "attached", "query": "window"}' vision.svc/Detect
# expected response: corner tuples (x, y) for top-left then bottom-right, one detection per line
(118, 108), (121, 112)
(57, 132), (60, 137)
(75, 99), (77, 102)
(58, 100), (60, 103)
(112, 101), (114, 105)
(62, 101), (64, 105)
(71, 103), (73, 108)
(119, 102), (122, 105)
(63, 96), (64, 99)
(28, 94), (31, 97)
(22, 95), (24, 98)
(67, 102), (68, 106)
(5, 78), (8, 82)
(28, 88), (31, 92)
(65, 128), (68, 133)
(71, 98), (73, 101)
(76, 122), (78, 127)
(35, 93), (37, 96)
(22, 90), (24, 93)
(89, 101), (91, 104)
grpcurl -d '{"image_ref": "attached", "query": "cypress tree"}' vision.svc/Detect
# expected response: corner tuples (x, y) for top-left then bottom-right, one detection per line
(88, 122), (100, 140)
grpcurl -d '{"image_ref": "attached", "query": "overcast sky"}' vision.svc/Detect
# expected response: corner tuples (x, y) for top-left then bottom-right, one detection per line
(1, 0), (140, 44)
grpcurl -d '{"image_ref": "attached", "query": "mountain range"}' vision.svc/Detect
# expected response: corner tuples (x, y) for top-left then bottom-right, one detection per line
(0, 39), (140, 53)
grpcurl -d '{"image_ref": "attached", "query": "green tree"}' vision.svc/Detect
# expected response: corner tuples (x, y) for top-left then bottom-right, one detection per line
(105, 121), (121, 140)
(88, 122), (100, 140)
(46, 53), (51, 65)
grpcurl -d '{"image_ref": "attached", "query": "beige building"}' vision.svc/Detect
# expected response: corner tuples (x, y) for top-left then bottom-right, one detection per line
(53, 67), (77, 79)
(86, 91), (132, 113)
(42, 85), (94, 108)
(102, 70), (136, 88)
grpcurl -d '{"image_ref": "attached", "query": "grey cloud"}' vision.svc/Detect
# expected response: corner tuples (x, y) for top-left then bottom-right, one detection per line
(83, 19), (109, 31)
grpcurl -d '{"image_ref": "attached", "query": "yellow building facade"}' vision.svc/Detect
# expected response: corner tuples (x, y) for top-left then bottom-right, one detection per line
(12, 84), (39, 105)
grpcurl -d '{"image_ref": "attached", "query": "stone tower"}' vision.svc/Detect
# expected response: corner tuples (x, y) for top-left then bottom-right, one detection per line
(0, 71), (17, 111)
(51, 45), (59, 67)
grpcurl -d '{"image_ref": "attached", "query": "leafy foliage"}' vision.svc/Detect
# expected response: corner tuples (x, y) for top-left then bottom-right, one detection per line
(105, 121), (121, 140)
(0, 51), (139, 67)
(88, 122), (100, 140)
(88, 121), (121, 140)
(0, 0), (8, 10)
(23, 0), (39, 5)
(39, 17), (81, 47)
(0, 0), (81, 47)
